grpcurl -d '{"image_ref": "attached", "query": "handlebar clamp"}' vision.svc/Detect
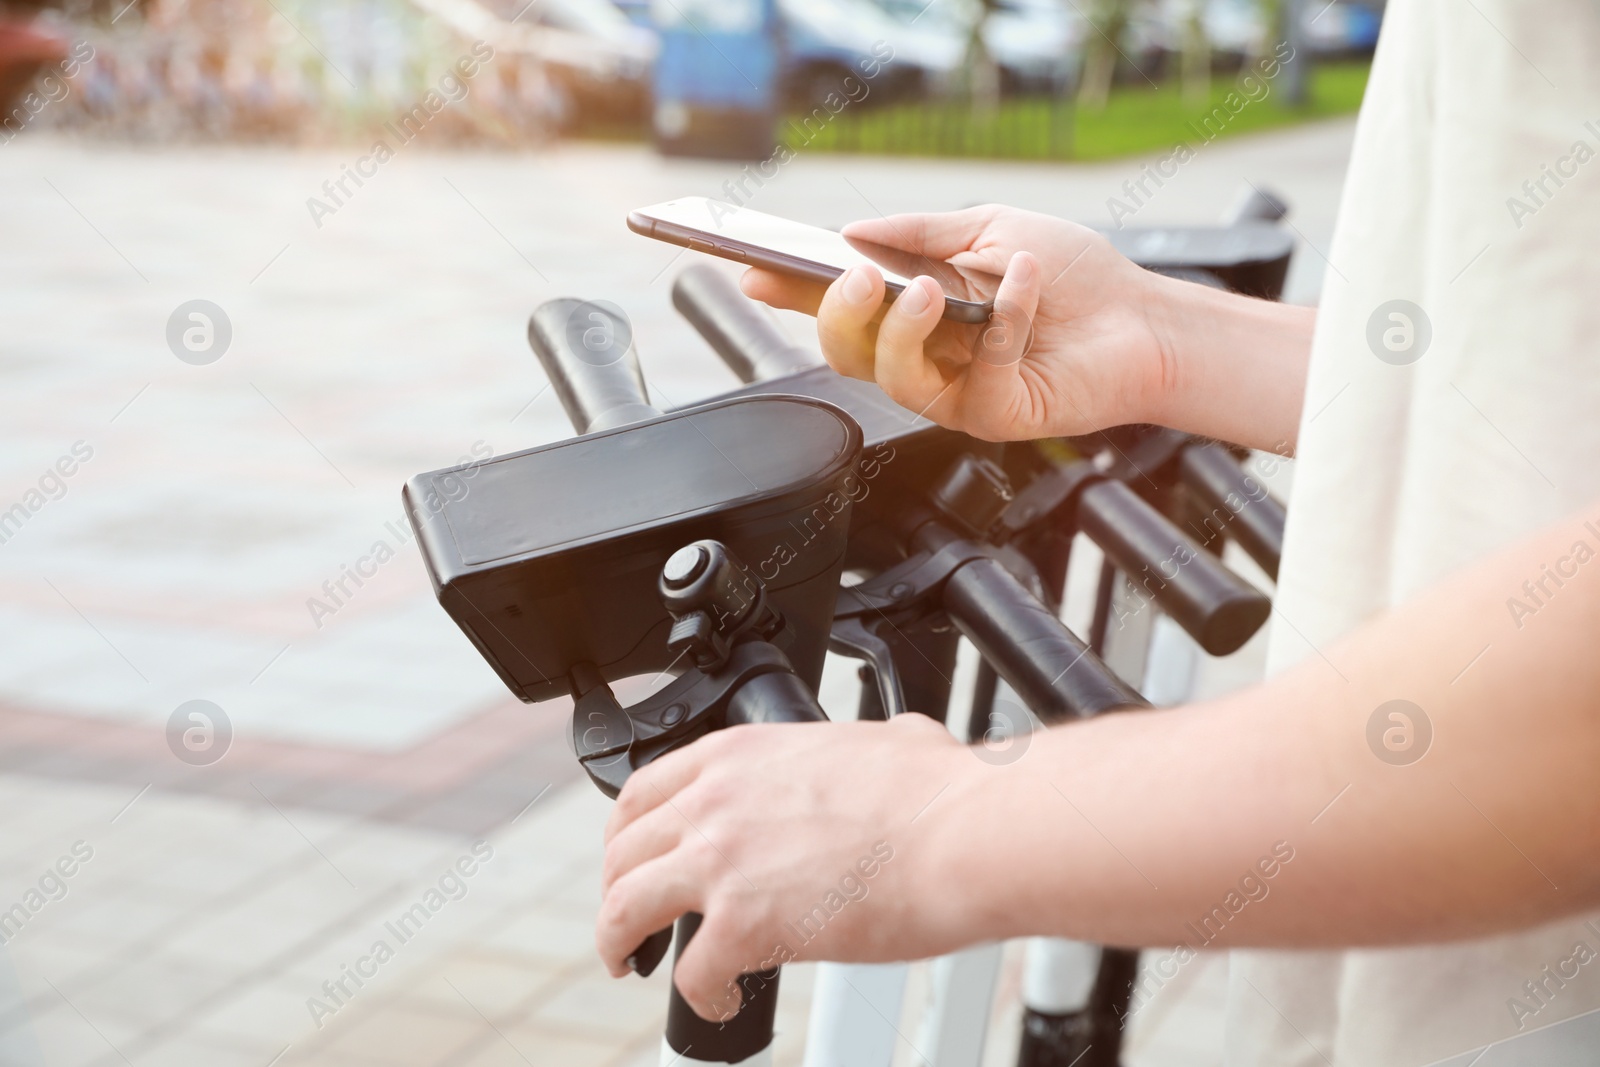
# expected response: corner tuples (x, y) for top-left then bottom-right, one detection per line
(573, 541), (806, 799)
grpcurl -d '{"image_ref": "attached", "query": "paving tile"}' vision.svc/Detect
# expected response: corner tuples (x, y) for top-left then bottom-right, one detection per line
(236, 870), (372, 929)
(319, 821), (475, 888)
(5, 932), (109, 989)
(453, 1026), (617, 1067)
(277, 921), (432, 992)
(517, 963), (668, 1046)
(540, 871), (605, 913)
(287, 778), (418, 824)
(45, 892), (194, 956)
(395, 953), (565, 1022)
(451, 853), (579, 916)
(0, 997), (60, 1055)
(278, 1048), (390, 1067)
(115, 848), (265, 899)
(124, 1031), (281, 1067)
(471, 905), (600, 970)
(311, 1001), (484, 1065)
(69, 956), (233, 1035)
(24, 1003), (117, 1067)
(29, 988), (146, 1062)
(612, 1041), (662, 1067)
(163, 904), (348, 976)
(186, 978), (327, 1050)
(493, 786), (610, 866)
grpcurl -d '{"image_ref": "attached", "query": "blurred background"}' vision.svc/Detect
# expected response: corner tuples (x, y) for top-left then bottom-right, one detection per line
(0, 1), (1374, 1065)
(5, 0), (1381, 155)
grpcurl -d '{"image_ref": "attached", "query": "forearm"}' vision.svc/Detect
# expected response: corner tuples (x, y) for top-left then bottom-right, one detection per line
(937, 505), (1600, 949)
(1138, 272), (1315, 455)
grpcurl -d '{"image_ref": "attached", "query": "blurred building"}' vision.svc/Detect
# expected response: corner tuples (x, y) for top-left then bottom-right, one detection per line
(26, 0), (574, 144)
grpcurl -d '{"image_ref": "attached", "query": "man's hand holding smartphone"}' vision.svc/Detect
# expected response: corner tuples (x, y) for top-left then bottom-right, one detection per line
(740, 206), (1176, 443)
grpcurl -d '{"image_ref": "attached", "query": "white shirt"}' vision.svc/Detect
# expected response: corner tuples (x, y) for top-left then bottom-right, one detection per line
(1229, 1), (1600, 1063)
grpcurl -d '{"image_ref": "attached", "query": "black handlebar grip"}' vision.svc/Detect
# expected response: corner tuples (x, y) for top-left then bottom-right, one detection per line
(727, 668), (829, 726)
(942, 556), (1147, 723)
(671, 264), (823, 384)
(528, 298), (659, 434)
(1075, 478), (1270, 656)
(1178, 444), (1286, 582)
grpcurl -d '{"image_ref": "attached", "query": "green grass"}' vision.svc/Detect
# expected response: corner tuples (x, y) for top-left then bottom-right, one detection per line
(786, 61), (1370, 161)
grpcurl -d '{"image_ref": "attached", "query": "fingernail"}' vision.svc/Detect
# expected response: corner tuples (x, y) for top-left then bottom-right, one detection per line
(841, 267), (874, 305)
(1010, 252), (1035, 283)
(898, 278), (932, 315)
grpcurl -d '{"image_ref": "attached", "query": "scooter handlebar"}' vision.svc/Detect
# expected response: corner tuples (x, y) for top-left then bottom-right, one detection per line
(527, 297), (659, 434)
(1074, 478), (1270, 655)
(941, 554), (1149, 722)
(671, 264), (824, 384)
(1178, 443), (1286, 581)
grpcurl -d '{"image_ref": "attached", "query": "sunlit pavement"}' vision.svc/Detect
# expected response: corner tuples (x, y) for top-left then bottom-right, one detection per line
(0, 119), (1352, 1066)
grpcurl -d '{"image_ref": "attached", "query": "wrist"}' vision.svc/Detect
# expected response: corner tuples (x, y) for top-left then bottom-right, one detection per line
(913, 744), (1052, 947)
(1134, 272), (1312, 452)
(1134, 270), (1219, 430)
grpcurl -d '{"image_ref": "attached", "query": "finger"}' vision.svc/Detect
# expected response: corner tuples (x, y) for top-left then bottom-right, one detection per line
(840, 206), (997, 258)
(739, 268), (826, 316)
(670, 910), (767, 1022)
(602, 804), (685, 894)
(815, 265), (886, 381)
(604, 743), (711, 844)
(595, 855), (704, 977)
(962, 251), (1041, 427)
(873, 276), (955, 420)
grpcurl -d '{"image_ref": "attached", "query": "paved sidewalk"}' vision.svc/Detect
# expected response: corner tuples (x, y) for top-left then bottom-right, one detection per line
(0, 122), (1350, 1065)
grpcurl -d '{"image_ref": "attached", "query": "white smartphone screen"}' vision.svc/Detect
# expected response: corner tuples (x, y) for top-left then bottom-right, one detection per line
(633, 197), (1002, 309)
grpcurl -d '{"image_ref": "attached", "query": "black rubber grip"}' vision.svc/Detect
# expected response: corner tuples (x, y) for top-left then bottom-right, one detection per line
(941, 556), (1147, 722)
(527, 298), (659, 434)
(671, 264), (823, 384)
(727, 668), (829, 726)
(1074, 479), (1270, 656)
(1178, 444), (1286, 581)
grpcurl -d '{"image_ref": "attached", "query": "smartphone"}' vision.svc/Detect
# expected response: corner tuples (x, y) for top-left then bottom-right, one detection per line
(628, 197), (1001, 324)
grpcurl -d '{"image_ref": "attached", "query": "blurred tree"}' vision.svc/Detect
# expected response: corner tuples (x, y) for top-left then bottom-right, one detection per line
(1177, 0), (1208, 103)
(954, 0), (1001, 117)
(1076, 0), (1128, 110)
(1252, 0), (1285, 58)
(1279, 0), (1310, 104)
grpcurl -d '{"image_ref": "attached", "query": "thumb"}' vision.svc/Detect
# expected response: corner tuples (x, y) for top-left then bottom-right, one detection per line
(961, 251), (1039, 432)
(842, 206), (996, 259)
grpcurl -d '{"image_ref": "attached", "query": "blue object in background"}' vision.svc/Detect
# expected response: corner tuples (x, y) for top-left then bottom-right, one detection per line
(650, 0), (780, 158)
(1343, 4), (1384, 49)
(613, 0), (651, 24)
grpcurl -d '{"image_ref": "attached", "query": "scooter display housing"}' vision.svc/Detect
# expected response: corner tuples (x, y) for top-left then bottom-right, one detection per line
(714, 367), (1000, 570)
(405, 394), (862, 703)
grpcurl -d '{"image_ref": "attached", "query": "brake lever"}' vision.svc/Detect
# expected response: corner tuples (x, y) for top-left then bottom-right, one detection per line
(627, 927), (674, 977)
(827, 616), (907, 719)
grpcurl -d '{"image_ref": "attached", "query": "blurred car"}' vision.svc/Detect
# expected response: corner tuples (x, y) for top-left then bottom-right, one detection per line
(613, 0), (964, 110)
(875, 0), (1085, 93)
(980, 0), (1085, 91)
(1145, 0), (1384, 60)
(1299, 0), (1383, 54)
(478, 0), (655, 124)
(774, 0), (964, 108)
